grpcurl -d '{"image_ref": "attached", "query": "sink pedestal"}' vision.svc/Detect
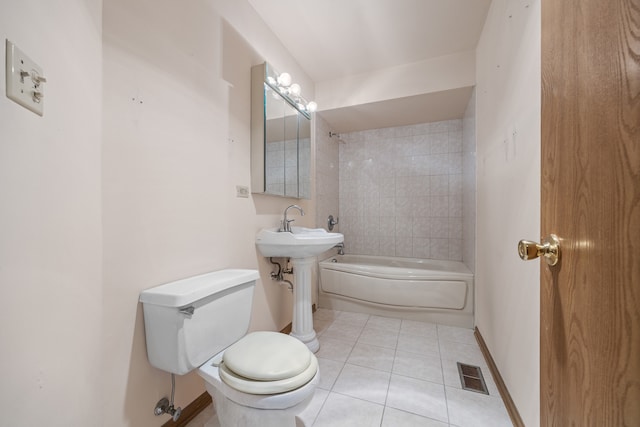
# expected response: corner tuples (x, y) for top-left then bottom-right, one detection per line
(255, 226), (343, 353)
(289, 256), (319, 352)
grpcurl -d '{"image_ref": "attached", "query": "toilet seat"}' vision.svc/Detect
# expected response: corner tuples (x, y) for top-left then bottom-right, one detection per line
(219, 355), (318, 394)
(219, 331), (318, 395)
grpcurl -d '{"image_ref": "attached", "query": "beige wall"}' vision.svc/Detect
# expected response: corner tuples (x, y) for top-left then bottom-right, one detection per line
(102, 1), (317, 426)
(316, 51), (476, 111)
(462, 88), (476, 273)
(2, 0), (316, 426)
(475, 0), (541, 425)
(0, 1), (104, 426)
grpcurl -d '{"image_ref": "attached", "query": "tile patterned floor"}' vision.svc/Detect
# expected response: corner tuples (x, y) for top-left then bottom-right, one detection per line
(186, 309), (513, 427)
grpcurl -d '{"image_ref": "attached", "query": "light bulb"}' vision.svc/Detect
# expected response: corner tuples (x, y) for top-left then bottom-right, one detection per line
(290, 83), (301, 96)
(307, 101), (317, 112)
(277, 72), (292, 87)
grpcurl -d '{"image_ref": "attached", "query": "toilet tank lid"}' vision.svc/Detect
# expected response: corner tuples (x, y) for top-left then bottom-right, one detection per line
(139, 269), (259, 307)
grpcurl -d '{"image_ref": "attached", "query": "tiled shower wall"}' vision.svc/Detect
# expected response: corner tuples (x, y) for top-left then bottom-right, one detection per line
(338, 120), (464, 260)
(315, 115), (340, 231)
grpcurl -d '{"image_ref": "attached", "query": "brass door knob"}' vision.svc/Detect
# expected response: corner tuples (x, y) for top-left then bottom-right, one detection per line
(518, 234), (560, 266)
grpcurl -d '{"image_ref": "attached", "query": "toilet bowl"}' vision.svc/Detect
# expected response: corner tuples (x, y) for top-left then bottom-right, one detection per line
(199, 332), (319, 426)
(139, 269), (318, 427)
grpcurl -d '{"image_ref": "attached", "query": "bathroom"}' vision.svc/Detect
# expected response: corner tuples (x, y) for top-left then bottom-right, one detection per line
(4, 0), (634, 426)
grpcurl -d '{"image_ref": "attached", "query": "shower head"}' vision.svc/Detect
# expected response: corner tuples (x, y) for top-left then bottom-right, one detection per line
(329, 131), (345, 143)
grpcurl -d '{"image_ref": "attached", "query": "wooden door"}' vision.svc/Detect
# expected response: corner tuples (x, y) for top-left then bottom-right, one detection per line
(541, 0), (640, 425)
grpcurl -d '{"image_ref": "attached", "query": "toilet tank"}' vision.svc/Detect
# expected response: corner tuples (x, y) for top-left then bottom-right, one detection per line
(139, 269), (259, 375)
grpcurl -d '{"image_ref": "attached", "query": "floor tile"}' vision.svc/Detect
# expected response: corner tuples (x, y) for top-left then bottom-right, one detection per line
(332, 363), (391, 404)
(316, 336), (354, 362)
(322, 320), (364, 343)
(437, 324), (476, 345)
(386, 374), (448, 422)
(400, 319), (438, 338)
(336, 311), (370, 326)
(317, 358), (344, 390)
(347, 342), (395, 372)
(313, 392), (384, 427)
(314, 318), (334, 336)
(397, 333), (440, 357)
(357, 326), (400, 349)
(314, 308), (341, 322)
(381, 407), (449, 427)
(446, 386), (512, 427)
(439, 340), (486, 367)
(297, 388), (329, 427)
(366, 315), (402, 332)
(393, 350), (444, 384)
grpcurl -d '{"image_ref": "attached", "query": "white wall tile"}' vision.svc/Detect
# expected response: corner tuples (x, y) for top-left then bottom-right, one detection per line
(379, 197), (396, 217)
(449, 195), (463, 218)
(413, 238), (431, 258)
(413, 197), (430, 217)
(395, 237), (414, 257)
(431, 218), (449, 239)
(431, 132), (449, 154)
(431, 175), (449, 196)
(379, 217), (396, 235)
(379, 235), (396, 256)
(395, 216), (413, 237)
(431, 154), (449, 174)
(430, 239), (450, 260)
(430, 196), (449, 217)
(336, 118), (470, 262)
(412, 219), (431, 238)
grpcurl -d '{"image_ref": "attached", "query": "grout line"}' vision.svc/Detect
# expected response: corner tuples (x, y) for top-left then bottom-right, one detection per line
(437, 322), (452, 425)
(307, 389), (329, 427)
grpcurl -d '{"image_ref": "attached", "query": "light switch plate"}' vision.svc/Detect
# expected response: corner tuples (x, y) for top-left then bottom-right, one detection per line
(5, 39), (45, 116)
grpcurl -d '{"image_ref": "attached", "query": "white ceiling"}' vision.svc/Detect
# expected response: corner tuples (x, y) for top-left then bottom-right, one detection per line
(248, 0), (492, 132)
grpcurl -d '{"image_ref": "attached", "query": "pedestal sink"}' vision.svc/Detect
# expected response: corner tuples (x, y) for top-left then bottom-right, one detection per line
(256, 226), (344, 352)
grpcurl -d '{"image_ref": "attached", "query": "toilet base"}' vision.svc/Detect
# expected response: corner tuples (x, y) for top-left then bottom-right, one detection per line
(205, 385), (313, 427)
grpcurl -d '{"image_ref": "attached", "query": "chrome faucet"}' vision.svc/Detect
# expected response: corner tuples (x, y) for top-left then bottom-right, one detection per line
(281, 205), (305, 232)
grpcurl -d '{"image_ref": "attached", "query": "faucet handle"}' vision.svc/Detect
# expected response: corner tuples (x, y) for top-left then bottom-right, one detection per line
(280, 219), (295, 232)
(285, 219), (295, 232)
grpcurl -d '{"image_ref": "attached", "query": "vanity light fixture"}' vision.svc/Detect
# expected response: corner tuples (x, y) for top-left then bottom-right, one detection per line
(277, 72), (292, 87)
(271, 70), (317, 114)
(289, 83), (301, 96)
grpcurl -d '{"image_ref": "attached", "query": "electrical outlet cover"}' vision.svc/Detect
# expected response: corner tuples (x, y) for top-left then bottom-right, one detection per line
(236, 185), (250, 198)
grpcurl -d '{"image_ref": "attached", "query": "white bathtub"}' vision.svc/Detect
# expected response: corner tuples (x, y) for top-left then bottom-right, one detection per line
(318, 255), (474, 328)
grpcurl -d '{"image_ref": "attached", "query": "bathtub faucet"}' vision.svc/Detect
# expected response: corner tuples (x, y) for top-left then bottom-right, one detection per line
(335, 243), (345, 255)
(280, 204), (305, 232)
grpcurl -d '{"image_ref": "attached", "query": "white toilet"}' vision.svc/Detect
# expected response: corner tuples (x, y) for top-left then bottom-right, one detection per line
(139, 269), (318, 427)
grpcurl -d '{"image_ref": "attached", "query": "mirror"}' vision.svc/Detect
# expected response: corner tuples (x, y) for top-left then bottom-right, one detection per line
(251, 62), (311, 199)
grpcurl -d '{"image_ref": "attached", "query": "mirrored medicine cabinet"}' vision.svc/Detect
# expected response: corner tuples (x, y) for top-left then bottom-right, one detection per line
(251, 62), (311, 199)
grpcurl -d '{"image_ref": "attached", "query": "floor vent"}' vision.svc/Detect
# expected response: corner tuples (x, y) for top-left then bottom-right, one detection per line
(457, 362), (489, 395)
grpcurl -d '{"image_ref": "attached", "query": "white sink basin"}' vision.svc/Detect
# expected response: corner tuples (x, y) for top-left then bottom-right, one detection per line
(256, 227), (344, 258)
